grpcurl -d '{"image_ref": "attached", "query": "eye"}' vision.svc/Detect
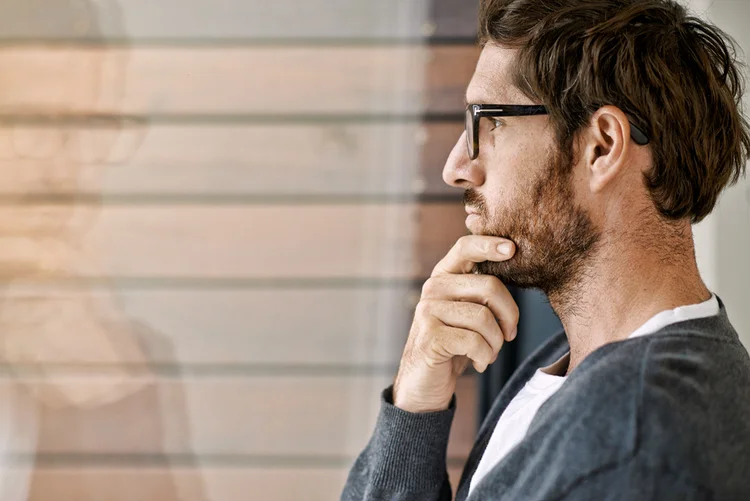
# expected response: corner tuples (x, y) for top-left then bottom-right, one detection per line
(488, 117), (505, 131)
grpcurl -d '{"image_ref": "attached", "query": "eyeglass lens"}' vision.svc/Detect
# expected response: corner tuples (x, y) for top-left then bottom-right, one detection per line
(465, 107), (475, 160)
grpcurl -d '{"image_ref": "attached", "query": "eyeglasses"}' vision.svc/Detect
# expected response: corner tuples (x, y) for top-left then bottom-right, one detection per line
(0, 114), (149, 165)
(465, 103), (650, 160)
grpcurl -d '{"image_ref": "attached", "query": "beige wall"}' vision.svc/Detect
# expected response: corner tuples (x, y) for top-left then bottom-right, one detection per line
(687, 0), (750, 348)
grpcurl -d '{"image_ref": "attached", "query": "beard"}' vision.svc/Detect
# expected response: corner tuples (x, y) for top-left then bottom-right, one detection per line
(467, 146), (601, 300)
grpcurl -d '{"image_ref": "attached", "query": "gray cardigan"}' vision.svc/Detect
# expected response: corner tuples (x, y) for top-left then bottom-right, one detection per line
(341, 296), (750, 500)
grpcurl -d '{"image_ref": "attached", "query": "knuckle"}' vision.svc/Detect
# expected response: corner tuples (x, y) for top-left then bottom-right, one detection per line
(421, 277), (440, 298)
(483, 349), (495, 366)
(450, 327), (467, 347)
(478, 240), (492, 255)
(472, 337), (491, 364)
(478, 305), (495, 325)
(415, 299), (434, 318)
(479, 336), (494, 358)
(501, 299), (520, 326)
(484, 275), (504, 295)
(426, 329), (450, 359)
(467, 330), (483, 350)
(456, 235), (472, 254)
(467, 301), (487, 320)
(510, 303), (521, 325)
(483, 351), (494, 366)
(487, 279), (511, 309)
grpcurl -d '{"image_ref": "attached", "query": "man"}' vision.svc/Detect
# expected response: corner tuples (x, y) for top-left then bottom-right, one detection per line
(342, 0), (750, 500)
(0, 1), (207, 499)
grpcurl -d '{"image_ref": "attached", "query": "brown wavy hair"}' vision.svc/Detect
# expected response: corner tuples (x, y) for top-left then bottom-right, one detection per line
(479, 0), (750, 223)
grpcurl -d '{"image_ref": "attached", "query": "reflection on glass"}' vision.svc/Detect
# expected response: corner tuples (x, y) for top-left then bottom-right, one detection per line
(0, 1), (206, 500)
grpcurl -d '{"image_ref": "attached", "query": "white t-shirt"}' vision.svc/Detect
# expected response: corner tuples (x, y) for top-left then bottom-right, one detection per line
(468, 294), (720, 496)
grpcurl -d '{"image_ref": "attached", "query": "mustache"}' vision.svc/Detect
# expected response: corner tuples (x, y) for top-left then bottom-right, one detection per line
(463, 189), (486, 215)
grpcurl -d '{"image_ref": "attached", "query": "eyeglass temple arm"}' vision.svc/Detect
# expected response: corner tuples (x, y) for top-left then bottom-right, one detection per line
(628, 122), (649, 145)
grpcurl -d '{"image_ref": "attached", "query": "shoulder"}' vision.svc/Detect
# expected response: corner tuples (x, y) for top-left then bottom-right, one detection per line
(481, 325), (750, 500)
(559, 329), (750, 441)
(555, 452), (714, 501)
(634, 332), (750, 488)
(564, 323), (750, 407)
(538, 330), (750, 494)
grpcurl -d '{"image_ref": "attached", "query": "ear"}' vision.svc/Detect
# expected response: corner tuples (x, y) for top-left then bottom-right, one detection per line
(582, 106), (632, 194)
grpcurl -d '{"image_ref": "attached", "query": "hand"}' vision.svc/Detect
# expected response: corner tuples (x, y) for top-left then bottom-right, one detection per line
(0, 287), (151, 409)
(393, 235), (519, 413)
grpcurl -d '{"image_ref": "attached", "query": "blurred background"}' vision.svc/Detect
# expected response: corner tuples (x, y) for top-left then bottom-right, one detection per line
(0, 0), (745, 500)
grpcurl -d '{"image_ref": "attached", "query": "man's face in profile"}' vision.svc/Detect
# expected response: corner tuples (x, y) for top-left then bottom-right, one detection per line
(443, 44), (601, 297)
(0, 43), (131, 276)
(0, 47), (102, 193)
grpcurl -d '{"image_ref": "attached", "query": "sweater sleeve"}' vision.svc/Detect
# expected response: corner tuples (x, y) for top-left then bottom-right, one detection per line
(340, 384), (458, 501)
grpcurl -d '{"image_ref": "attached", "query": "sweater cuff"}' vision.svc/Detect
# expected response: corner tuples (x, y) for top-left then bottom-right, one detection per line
(368, 384), (457, 492)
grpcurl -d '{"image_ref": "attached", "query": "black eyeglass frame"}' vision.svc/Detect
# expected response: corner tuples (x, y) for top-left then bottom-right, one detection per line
(465, 104), (650, 160)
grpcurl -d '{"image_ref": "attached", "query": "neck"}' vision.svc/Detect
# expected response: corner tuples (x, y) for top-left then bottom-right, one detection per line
(548, 219), (711, 375)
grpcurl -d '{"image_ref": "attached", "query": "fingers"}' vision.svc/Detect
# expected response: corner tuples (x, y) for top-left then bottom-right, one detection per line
(421, 274), (520, 342)
(417, 299), (504, 367)
(393, 234), (520, 412)
(432, 235), (515, 276)
(433, 325), (495, 373)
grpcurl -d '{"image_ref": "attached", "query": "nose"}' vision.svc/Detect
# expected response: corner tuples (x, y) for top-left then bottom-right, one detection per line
(442, 130), (484, 189)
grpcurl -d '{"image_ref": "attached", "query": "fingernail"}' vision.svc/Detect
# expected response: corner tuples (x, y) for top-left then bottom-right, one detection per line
(497, 242), (512, 255)
(509, 327), (518, 341)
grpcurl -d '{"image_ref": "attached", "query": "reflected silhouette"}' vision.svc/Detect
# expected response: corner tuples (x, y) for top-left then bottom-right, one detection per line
(0, 1), (207, 500)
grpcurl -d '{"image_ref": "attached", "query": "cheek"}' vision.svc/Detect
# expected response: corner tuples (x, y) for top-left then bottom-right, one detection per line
(482, 122), (557, 208)
(484, 148), (546, 205)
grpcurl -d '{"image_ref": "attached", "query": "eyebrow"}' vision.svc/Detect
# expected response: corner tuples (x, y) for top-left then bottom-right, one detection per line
(464, 93), (482, 106)
(466, 79), (515, 106)
(465, 90), (505, 107)
(465, 94), (490, 107)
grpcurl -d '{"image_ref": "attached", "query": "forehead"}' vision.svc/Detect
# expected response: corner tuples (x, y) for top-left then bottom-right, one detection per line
(465, 43), (526, 105)
(0, 48), (103, 112)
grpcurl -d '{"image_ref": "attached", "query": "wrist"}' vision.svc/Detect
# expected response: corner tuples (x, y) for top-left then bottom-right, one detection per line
(391, 384), (453, 413)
